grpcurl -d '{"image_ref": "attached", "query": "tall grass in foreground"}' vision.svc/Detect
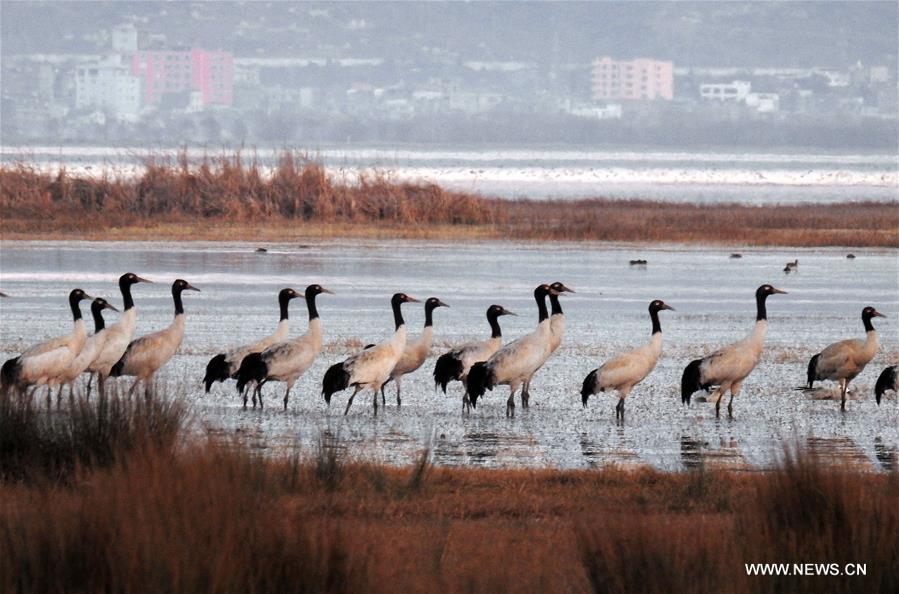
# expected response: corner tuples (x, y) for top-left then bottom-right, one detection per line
(0, 390), (895, 593)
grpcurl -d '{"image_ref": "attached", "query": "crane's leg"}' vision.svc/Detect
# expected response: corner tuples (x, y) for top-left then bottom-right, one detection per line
(242, 386), (249, 409)
(506, 384), (517, 418)
(56, 385), (64, 409)
(86, 372), (94, 397)
(127, 378), (141, 397)
(462, 393), (471, 415)
(380, 384), (386, 407)
(711, 386), (725, 418)
(728, 382), (742, 419)
(45, 386), (52, 409)
(395, 377), (402, 407)
(283, 381), (293, 411)
(344, 385), (362, 416)
(372, 384), (380, 416)
(840, 379), (848, 412)
(257, 382), (265, 409)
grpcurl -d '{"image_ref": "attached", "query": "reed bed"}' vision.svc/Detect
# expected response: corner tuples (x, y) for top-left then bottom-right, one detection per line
(0, 387), (896, 593)
(2, 153), (897, 246)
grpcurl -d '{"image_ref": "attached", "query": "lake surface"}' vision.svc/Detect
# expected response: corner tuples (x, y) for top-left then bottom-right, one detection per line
(2, 144), (896, 204)
(1, 240), (897, 470)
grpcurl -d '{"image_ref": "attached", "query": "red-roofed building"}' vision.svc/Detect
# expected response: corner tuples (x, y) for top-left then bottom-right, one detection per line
(131, 49), (233, 107)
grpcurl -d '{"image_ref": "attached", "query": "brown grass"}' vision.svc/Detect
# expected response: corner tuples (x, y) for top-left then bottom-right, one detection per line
(2, 153), (897, 246)
(0, 390), (896, 593)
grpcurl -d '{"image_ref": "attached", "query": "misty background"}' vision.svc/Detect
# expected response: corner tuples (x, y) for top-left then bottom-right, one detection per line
(1, 1), (897, 149)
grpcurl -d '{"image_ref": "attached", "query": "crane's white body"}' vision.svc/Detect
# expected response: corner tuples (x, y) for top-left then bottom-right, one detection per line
(18, 319), (87, 388)
(254, 318), (323, 408)
(90, 308), (136, 377)
(115, 314), (185, 382)
(223, 318), (290, 376)
(593, 332), (663, 399)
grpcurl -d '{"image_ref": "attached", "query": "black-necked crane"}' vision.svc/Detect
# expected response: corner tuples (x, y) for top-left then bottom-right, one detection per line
(581, 300), (674, 422)
(55, 297), (119, 398)
(521, 281), (574, 406)
(875, 365), (897, 405)
(466, 284), (559, 417)
(681, 284), (787, 418)
(381, 296), (448, 407)
(88, 272), (152, 393)
(204, 287), (300, 393)
(433, 304), (516, 408)
(109, 279), (199, 395)
(806, 306), (885, 411)
(234, 284), (332, 410)
(1, 289), (92, 399)
(321, 292), (419, 416)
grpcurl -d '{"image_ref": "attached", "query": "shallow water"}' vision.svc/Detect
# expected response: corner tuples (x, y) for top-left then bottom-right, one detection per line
(1, 240), (897, 470)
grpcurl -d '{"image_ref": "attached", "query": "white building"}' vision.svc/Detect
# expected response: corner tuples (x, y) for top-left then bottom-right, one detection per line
(745, 92), (780, 113)
(75, 57), (142, 119)
(700, 80), (752, 102)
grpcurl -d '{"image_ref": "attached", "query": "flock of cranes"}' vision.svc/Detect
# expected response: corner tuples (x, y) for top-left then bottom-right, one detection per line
(1, 272), (894, 420)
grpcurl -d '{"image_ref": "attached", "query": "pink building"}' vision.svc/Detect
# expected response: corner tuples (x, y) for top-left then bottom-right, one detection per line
(131, 49), (234, 106)
(591, 57), (673, 101)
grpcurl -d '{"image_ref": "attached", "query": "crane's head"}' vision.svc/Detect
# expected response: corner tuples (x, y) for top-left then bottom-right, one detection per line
(649, 299), (675, 313)
(279, 288), (300, 302)
(425, 297), (449, 311)
(92, 297), (119, 313)
(756, 284), (787, 300)
(550, 282), (575, 294)
(69, 288), (92, 303)
(862, 306), (885, 320)
(487, 304), (516, 318)
(392, 293), (420, 306)
(119, 272), (152, 287)
(173, 279), (201, 294)
(306, 284), (335, 298)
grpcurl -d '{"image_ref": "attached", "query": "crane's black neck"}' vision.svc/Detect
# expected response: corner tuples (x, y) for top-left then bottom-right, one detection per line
(392, 298), (405, 330)
(279, 293), (291, 321)
(487, 311), (502, 338)
(120, 279), (135, 311)
(863, 311), (876, 332)
(91, 303), (106, 332)
(305, 290), (319, 321)
(549, 293), (563, 316)
(69, 293), (83, 321)
(756, 292), (769, 321)
(650, 307), (662, 335)
(424, 302), (439, 328)
(173, 286), (185, 316)
(535, 290), (549, 323)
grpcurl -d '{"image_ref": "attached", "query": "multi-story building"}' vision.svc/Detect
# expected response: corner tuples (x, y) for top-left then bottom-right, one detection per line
(130, 49), (234, 107)
(591, 57), (674, 101)
(74, 57), (142, 118)
(699, 80), (752, 102)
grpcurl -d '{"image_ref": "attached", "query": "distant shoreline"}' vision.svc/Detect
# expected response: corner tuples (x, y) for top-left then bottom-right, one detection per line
(2, 153), (897, 247)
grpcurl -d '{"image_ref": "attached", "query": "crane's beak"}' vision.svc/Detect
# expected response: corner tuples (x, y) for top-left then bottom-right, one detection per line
(662, 303), (676, 311)
(320, 287), (335, 295)
(872, 310), (886, 318)
(436, 299), (450, 308)
(771, 287), (788, 294)
(405, 296), (421, 303)
(501, 308), (518, 316)
(555, 283), (575, 293)
(104, 301), (120, 312)
(185, 284), (201, 292)
(81, 292), (93, 301)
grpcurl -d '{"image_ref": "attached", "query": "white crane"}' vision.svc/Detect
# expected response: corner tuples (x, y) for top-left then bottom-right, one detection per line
(806, 306), (885, 411)
(204, 288), (300, 393)
(466, 284), (559, 417)
(88, 272), (152, 394)
(875, 365), (897, 405)
(321, 293), (419, 416)
(521, 281), (574, 407)
(681, 284), (787, 418)
(55, 297), (119, 398)
(581, 300), (674, 421)
(1, 289), (92, 400)
(109, 279), (200, 396)
(380, 297), (448, 407)
(234, 284), (333, 410)
(433, 304), (516, 410)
